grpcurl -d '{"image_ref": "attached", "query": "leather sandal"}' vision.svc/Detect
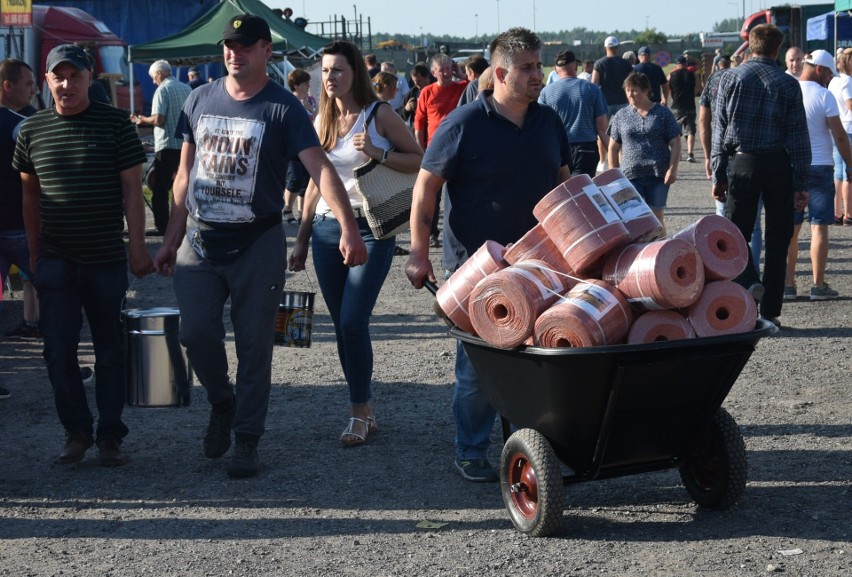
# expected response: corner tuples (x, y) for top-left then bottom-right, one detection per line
(339, 416), (378, 447)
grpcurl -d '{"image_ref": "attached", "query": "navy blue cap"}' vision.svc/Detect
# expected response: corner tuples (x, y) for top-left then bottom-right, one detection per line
(46, 44), (92, 73)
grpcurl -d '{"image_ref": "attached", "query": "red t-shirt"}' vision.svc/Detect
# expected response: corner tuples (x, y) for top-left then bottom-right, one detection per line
(414, 80), (468, 146)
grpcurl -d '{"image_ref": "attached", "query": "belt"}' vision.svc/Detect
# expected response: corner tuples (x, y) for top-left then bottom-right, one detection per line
(319, 207), (365, 220)
(735, 149), (785, 157)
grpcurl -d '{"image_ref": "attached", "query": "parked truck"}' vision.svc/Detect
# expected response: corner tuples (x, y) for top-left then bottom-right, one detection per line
(739, 3), (834, 57)
(0, 5), (142, 112)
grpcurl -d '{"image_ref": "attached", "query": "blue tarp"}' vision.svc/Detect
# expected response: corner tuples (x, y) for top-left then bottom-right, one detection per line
(807, 10), (852, 49)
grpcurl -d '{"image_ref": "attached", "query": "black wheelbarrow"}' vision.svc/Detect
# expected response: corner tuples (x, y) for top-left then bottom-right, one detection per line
(424, 282), (775, 537)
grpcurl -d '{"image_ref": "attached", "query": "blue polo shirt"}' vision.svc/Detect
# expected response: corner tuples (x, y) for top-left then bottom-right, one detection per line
(421, 90), (571, 272)
(538, 76), (608, 143)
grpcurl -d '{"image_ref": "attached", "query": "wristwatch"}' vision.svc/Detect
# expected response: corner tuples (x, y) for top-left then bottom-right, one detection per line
(380, 149), (389, 164)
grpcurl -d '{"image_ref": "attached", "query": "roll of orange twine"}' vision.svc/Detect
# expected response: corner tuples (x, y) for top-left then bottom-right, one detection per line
(627, 310), (696, 344)
(601, 238), (705, 311)
(672, 214), (749, 281)
(534, 279), (633, 348)
(534, 174), (631, 275)
(593, 168), (664, 243)
(436, 240), (508, 334)
(687, 280), (758, 337)
(468, 259), (571, 349)
(504, 223), (575, 275)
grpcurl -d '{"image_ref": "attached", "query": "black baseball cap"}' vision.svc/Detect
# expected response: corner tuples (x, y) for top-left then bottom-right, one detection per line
(46, 44), (92, 73)
(220, 14), (272, 46)
(555, 50), (577, 67)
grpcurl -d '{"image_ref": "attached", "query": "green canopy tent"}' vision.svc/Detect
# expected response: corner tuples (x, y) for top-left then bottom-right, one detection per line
(127, 0), (328, 110)
(128, 0), (328, 65)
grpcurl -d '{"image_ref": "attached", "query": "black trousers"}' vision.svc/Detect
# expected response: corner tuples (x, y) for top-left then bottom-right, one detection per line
(726, 151), (794, 319)
(151, 148), (182, 234)
(569, 141), (598, 177)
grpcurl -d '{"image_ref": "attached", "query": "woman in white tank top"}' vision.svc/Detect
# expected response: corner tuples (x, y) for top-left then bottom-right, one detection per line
(289, 41), (422, 446)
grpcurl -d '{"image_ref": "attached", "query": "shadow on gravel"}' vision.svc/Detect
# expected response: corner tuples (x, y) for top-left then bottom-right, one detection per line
(742, 424), (850, 438)
(769, 325), (852, 338)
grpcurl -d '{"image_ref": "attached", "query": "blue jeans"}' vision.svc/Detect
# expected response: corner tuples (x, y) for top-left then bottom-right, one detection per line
(453, 341), (497, 460)
(36, 257), (129, 442)
(794, 165), (835, 225)
(630, 176), (669, 209)
(0, 229), (32, 281)
(833, 145), (848, 180)
(311, 215), (395, 404)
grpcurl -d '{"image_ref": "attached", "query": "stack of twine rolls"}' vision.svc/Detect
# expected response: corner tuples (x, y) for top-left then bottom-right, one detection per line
(433, 174), (759, 349)
(673, 214), (755, 337)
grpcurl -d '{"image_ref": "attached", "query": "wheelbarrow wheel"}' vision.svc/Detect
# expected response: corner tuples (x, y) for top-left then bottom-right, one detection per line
(499, 428), (564, 537)
(679, 407), (747, 509)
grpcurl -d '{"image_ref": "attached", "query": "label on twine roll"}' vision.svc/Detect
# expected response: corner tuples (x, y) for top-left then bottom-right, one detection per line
(582, 184), (621, 224)
(598, 178), (654, 221)
(565, 282), (618, 320)
(628, 295), (666, 310)
(510, 261), (565, 300)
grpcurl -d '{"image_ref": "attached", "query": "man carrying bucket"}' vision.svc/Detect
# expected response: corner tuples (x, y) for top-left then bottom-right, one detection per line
(14, 44), (153, 467)
(153, 14), (366, 479)
(405, 28), (571, 483)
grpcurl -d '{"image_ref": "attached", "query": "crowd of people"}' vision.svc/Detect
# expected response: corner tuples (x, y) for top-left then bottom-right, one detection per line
(0, 14), (846, 482)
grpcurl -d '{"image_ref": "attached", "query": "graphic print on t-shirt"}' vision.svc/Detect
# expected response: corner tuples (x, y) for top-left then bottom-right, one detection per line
(191, 114), (265, 223)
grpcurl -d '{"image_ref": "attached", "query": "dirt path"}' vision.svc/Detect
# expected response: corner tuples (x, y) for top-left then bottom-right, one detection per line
(1, 153), (850, 577)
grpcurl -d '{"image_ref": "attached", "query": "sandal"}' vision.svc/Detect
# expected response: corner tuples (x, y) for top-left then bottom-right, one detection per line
(340, 416), (378, 447)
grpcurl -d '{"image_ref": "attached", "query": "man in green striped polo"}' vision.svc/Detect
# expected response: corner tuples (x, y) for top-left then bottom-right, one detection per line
(13, 44), (154, 467)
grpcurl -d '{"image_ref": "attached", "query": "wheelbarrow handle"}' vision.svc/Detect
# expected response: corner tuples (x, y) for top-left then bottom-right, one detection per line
(423, 280), (439, 296)
(421, 280), (455, 329)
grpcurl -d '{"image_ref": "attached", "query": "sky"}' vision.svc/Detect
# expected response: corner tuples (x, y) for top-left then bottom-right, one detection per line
(264, 0), (833, 39)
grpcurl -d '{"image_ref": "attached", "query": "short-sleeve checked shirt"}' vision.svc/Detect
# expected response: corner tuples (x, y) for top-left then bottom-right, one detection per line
(151, 76), (192, 151)
(608, 103), (681, 180)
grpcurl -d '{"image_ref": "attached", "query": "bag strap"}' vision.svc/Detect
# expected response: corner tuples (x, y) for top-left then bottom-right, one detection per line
(363, 100), (389, 130)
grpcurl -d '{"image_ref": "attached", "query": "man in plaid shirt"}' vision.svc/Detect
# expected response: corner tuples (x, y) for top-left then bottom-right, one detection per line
(710, 24), (811, 331)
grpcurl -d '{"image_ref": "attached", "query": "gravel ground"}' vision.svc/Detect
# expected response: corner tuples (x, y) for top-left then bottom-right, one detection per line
(0, 153), (850, 577)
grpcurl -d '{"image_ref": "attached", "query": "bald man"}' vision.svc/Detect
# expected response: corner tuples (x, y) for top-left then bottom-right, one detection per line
(786, 46), (804, 78)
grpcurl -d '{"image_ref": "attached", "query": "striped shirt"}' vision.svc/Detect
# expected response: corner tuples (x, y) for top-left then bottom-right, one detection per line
(711, 56), (811, 190)
(151, 76), (191, 151)
(13, 101), (146, 265)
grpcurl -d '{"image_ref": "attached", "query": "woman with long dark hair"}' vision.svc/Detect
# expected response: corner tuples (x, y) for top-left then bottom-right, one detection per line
(288, 41), (422, 446)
